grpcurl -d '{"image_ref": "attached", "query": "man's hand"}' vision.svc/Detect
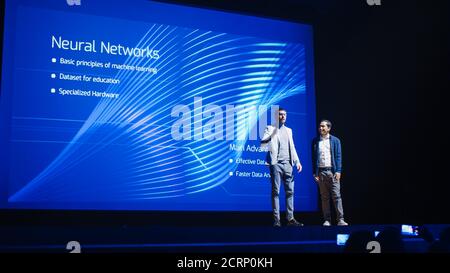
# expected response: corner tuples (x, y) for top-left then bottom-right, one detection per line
(334, 172), (341, 181)
(261, 126), (277, 145)
(296, 163), (302, 173)
(313, 175), (320, 183)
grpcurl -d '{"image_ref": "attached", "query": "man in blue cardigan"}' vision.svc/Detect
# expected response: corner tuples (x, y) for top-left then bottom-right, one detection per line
(312, 120), (348, 226)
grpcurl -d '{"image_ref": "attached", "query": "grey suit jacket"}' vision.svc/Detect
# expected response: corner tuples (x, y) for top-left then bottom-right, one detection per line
(261, 125), (300, 166)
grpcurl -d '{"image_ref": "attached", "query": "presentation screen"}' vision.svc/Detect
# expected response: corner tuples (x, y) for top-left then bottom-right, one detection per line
(0, 0), (317, 211)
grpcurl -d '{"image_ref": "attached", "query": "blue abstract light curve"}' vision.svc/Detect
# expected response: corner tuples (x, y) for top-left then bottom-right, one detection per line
(9, 24), (306, 202)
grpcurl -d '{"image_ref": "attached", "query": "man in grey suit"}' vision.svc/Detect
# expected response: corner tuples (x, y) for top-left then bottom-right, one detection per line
(261, 108), (303, 227)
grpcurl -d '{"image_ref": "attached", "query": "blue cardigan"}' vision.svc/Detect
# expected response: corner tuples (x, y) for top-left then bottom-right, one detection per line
(312, 135), (342, 176)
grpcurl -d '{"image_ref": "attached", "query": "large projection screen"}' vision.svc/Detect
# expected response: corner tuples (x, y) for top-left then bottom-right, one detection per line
(0, 0), (317, 211)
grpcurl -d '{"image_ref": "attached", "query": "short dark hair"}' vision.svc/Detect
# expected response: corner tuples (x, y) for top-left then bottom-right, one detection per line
(278, 107), (287, 113)
(320, 119), (332, 129)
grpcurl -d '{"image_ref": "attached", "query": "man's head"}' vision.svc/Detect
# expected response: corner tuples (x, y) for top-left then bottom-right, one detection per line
(319, 119), (332, 136)
(278, 108), (287, 125)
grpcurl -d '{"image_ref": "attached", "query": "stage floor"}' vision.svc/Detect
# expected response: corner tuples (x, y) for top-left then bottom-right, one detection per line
(1, 224), (448, 253)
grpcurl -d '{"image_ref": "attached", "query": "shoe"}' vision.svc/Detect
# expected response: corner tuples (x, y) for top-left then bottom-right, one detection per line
(323, 220), (331, 226)
(287, 219), (304, 227)
(273, 220), (281, 227)
(337, 219), (348, 226)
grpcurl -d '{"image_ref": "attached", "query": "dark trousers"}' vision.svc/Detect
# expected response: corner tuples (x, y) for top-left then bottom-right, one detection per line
(318, 170), (344, 222)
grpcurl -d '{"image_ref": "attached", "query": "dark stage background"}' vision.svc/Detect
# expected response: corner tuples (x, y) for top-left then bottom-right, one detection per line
(0, 0), (448, 226)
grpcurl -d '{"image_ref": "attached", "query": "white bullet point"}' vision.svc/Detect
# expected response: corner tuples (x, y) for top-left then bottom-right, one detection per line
(229, 159), (233, 163)
(51, 58), (57, 63)
(229, 172), (233, 176)
(51, 88), (56, 93)
(51, 73), (56, 79)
